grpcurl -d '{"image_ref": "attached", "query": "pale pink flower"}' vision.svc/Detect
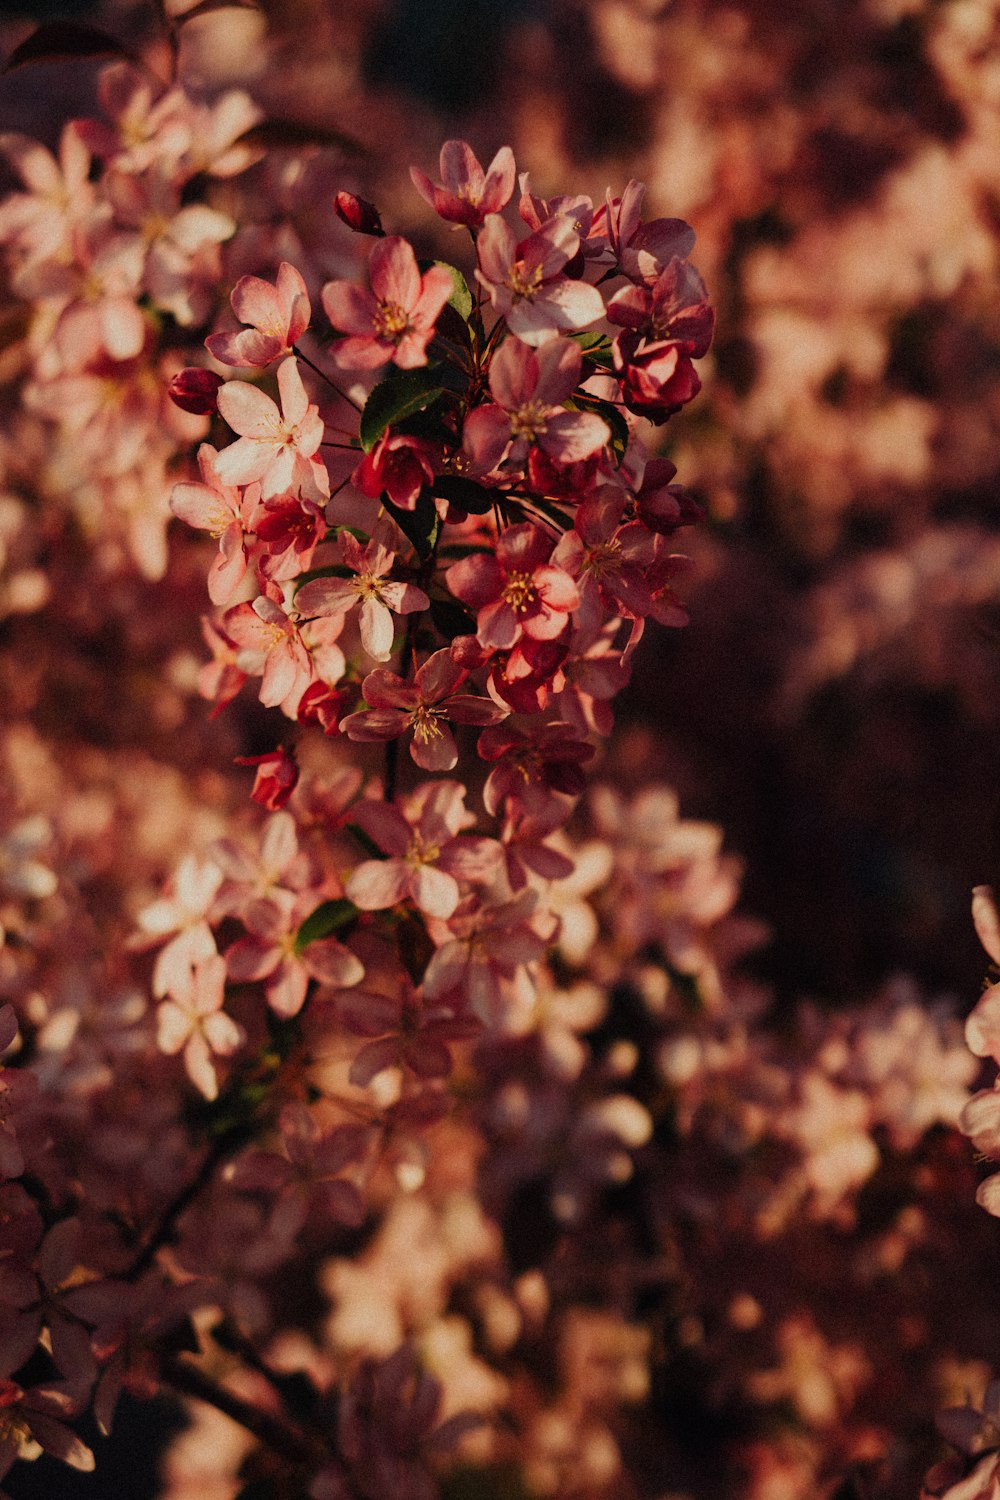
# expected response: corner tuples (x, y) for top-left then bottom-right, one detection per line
(169, 443), (256, 605)
(295, 528), (428, 663)
(232, 1102), (368, 1235)
(475, 213), (605, 345)
(206, 262), (311, 368)
(214, 357), (326, 501)
(156, 953), (244, 1101)
(423, 889), (547, 1021)
(335, 976), (479, 1087)
(322, 236), (453, 370)
(479, 721), (595, 819)
(136, 853), (224, 1000)
(223, 595), (313, 709)
(344, 649), (507, 771)
(0, 1378), (94, 1483)
(462, 335), (609, 473)
(410, 140), (516, 226)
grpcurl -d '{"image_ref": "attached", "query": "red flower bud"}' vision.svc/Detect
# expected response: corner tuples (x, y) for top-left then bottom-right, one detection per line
(334, 192), (385, 237)
(235, 745), (299, 810)
(168, 367), (224, 415)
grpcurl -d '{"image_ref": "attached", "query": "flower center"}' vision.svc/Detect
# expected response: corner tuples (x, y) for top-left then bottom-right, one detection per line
(373, 301), (411, 341)
(583, 539), (622, 578)
(505, 262), (544, 302)
(409, 704), (446, 744)
(502, 571), (537, 613)
(406, 832), (441, 867)
(509, 400), (549, 443)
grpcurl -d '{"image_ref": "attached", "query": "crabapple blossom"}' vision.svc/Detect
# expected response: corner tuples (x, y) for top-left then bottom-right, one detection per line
(215, 356), (326, 501)
(411, 140), (516, 227)
(475, 212), (605, 345)
(344, 650), (507, 771)
(462, 335), (610, 474)
(155, 952), (244, 1100)
(322, 236), (453, 370)
(445, 522), (579, 651)
(295, 527), (428, 662)
(206, 261), (311, 368)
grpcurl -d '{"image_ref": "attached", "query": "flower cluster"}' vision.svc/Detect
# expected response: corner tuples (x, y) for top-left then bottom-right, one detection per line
(1, 11), (1000, 1500)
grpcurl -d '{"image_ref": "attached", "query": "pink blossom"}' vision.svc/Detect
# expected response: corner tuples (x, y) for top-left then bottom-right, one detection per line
(214, 357), (326, 501)
(335, 976), (479, 1087)
(475, 213), (605, 345)
(462, 335), (609, 473)
(445, 521), (579, 651)
(479, 721), (595, 819)
(322, 236), (453, 370)
(295, 529), (428, 663)
(232, 1102), (368, 1235)
(235, 746), (299, 811)
(592, 179), (696, 284)
(423, 889), (548, 1021)
(170, 443), (255, 605)
(345, 781), (500, 920)
(606, 256), (714, 357)
(224, 595), (313, 709)
(344, 649), (507, 771)
(411, 140), (516, 227)
(206, 262), (311, 368)
(225, 896), (364, 1019)
(156, 953), (245, 1101)
(136, 853), (223, 1000)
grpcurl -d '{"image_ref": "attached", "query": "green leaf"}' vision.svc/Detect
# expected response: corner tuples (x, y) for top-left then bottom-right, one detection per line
(359, 368), (447, 452)
(433, 474), (497, 515)
(345, 822), (386, 859)
(383, 488), (440, 561)
(429, 596), (476, 641)
(435, 262), (473, 320)
(294, 898), (358, 954)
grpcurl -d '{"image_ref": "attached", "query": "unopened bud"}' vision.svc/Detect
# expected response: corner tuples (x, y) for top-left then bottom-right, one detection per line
(168, 367), (224, 415)
(334, 191), (384, 236)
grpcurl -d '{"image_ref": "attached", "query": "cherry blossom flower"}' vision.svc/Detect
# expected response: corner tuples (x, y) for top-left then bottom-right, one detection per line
(422, 889), (548, 1021)
(445, 522), (579, 651)
(343, 650), (507, 771)
(479, 721), (595, 819)
(206, 262), (311, 368)
(411, 140), (516, 227)
(235, 746), (300, 812)
(475, 213), (605, 345)
(345, 781), (500, 921)
(232, 1102), (368, 1235)
(225, 895), (364, 1019)
(592, 179), (696, 285)
(295, 529), (428, 663)
(335, 976), (480, 1087)
(170, 443), (255, 605)
(156, 953), (244, 1101)
(322, 237), (453, 370)
(223, 595), (313, 709)
(462, 335), (609, 474)
(136, 853), (223, 1000)
(214, 357), (326, 501)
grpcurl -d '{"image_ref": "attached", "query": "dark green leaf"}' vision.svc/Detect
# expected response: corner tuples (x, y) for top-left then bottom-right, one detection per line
(3, 21), (135, 71)
(359, 368), (447, 452)
(345, 823), (386, 859)
(383, 488), (440, 561)
(433, 474), (497, 515)
(294, 898), (358, 954)
(429, 596), (476, 641)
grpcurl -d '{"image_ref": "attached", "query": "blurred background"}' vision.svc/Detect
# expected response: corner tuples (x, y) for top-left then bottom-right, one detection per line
(3, 0), (1000, 1010)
